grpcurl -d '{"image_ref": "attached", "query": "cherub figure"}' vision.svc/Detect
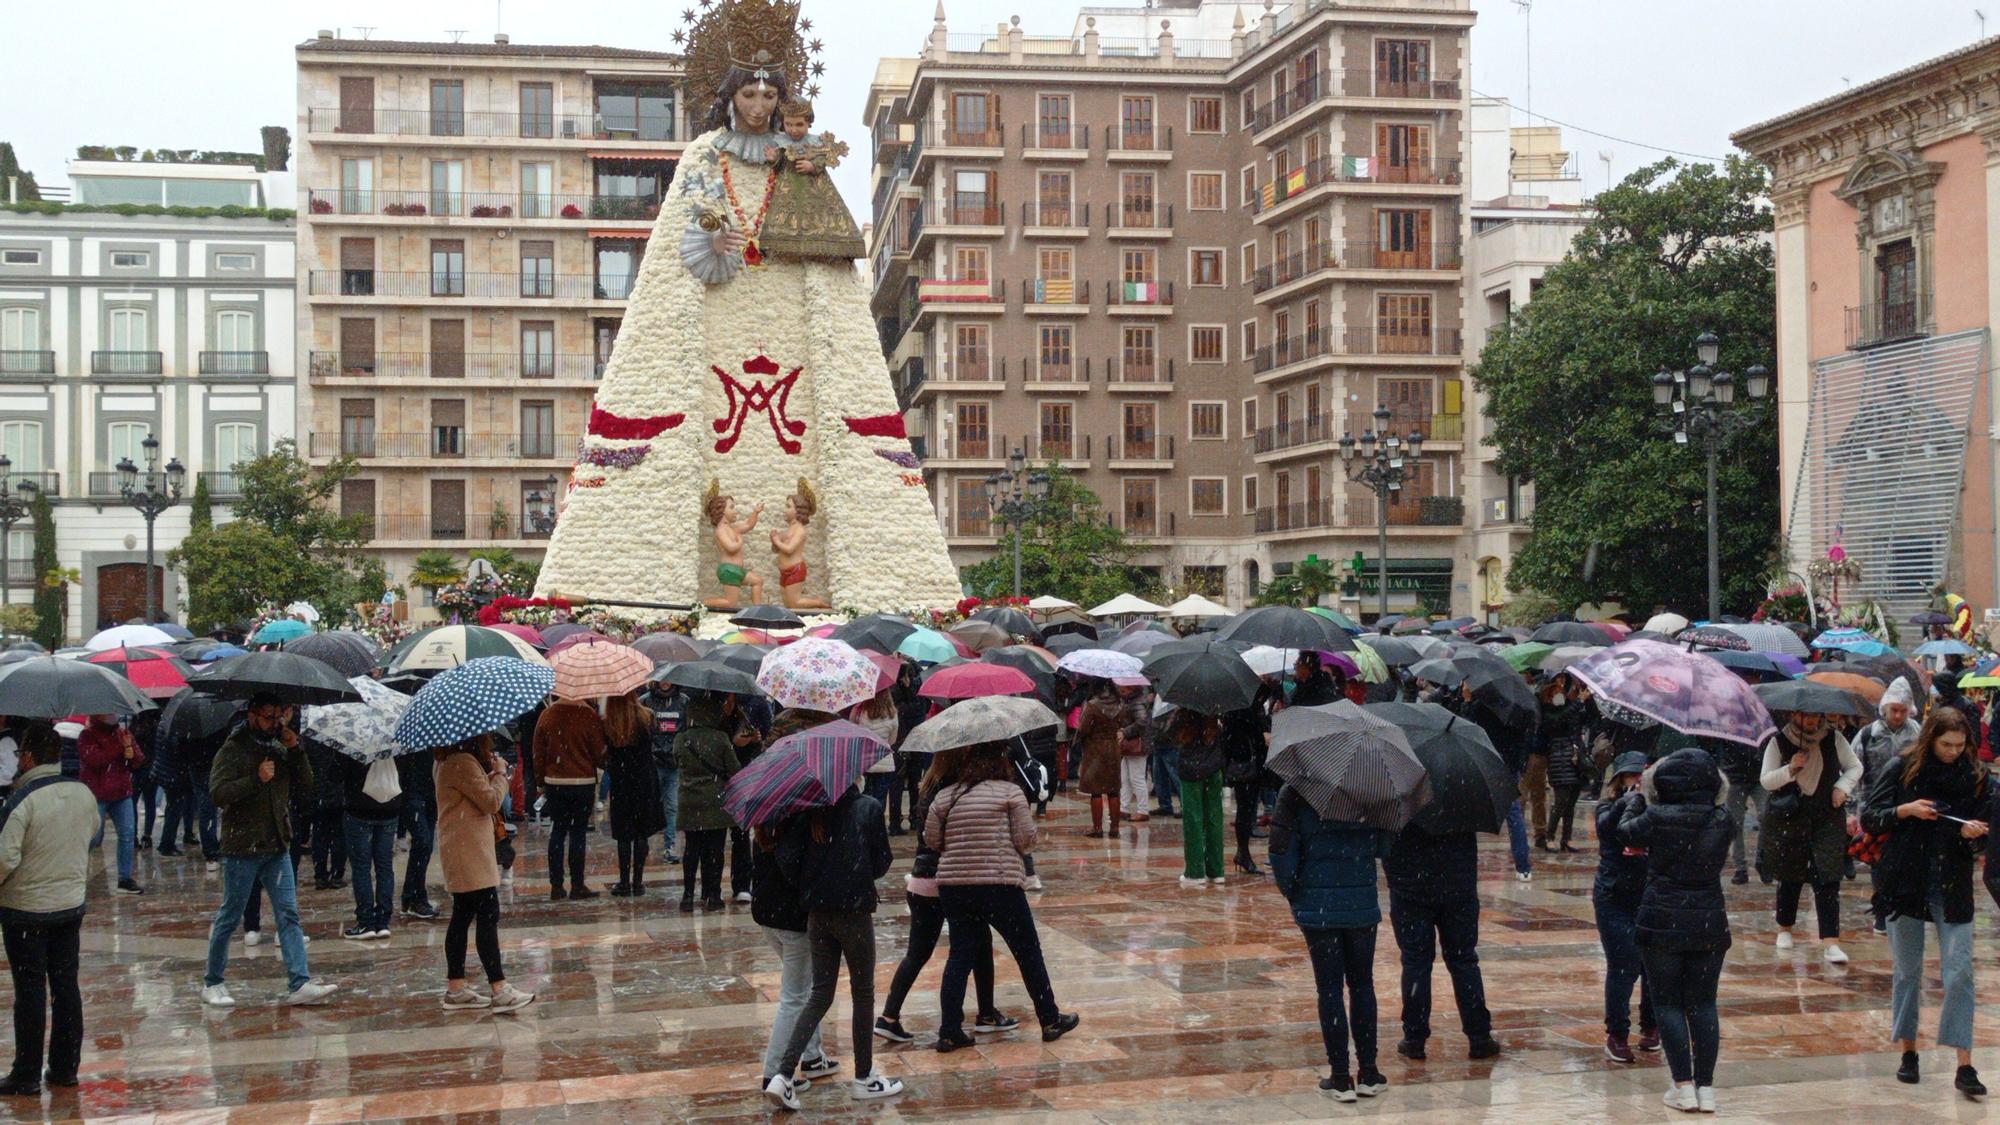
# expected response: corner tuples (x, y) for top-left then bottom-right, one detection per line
(703, 480), (765, 610)
(769, 478), (831, 610)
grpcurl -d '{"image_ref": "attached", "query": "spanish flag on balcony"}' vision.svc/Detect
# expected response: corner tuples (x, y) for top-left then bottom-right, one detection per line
(1033, 278), (1074, 304)
(1339, 154), (1371, 178)
(919, 278), (995, 303)
(1122, 281), (1159, 304)
(1285, 166), (1307, 195)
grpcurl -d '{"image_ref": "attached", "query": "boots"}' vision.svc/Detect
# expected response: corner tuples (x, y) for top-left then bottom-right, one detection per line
(1108, 797), (1122, 832)
(1088, 796), (1106, 838)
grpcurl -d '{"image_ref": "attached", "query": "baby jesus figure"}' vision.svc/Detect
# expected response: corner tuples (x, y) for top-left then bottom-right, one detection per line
(769, 479), (831, 610)
(754, 100), (866, 263)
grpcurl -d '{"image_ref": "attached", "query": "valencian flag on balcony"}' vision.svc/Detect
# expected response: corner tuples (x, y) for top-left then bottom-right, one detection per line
(919, 278), (995, 302)
(1261, 181), (1279, 209)
(1339, 154), (1372, 179)
(1122, 281), (1160, 304)
(1032, 278), (1074, 304)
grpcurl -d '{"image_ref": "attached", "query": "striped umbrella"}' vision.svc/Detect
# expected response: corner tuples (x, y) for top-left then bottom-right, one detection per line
(85, 645), (193, 699)
(395, 657), (555, 749)
(722, 720), (889, 828)
(1266, 700), (1431, 830)
(552, 639), (654, 700)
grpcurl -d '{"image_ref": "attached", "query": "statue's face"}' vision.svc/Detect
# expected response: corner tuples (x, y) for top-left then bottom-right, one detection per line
(721, 497), (738, 522)
(784, 496), (799, 522)
(733, 82), (779, 131)
(783, 115), (811, 139)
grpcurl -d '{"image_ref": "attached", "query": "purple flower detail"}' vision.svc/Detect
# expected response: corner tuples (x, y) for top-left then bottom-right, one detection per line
(578, 443), (652, 470)
(875, 448), (921, 469)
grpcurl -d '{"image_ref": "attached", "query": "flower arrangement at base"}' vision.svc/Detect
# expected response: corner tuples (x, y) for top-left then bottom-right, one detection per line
(432, 573), (511, 624)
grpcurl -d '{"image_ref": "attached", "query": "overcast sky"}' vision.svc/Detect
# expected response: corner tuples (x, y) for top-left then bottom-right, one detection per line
(0, 0), (1984, 211)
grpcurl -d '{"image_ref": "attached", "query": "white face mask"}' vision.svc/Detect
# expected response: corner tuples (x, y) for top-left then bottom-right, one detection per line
(1550, 692), (1567, 706)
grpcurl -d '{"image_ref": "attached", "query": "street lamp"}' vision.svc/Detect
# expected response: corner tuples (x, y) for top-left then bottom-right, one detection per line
(0, 456), (35, 635)
(985, 446), (1049, 598)
(1652, 332), (1769, 620)
(117, 433), (185, 623)
(527, 474), (560, 535)
(1340, 405), (1426, 619)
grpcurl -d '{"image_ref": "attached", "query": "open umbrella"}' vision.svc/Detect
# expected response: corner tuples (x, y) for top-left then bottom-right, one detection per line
(187, 651), (364, 706)
(1306, 606), (1363, 633)
(1144, 639), (1263, 715)
(388, 625), (549, 672)
(487, 623), (546, 650)
(731, 604), (806, 631)
(1108, 630), (1177, 657)
(1499, 642), (1555, 674)
(1802, 671), (1886, 710)
(1367, 701), (1512, 835)
(1056, 648), (1143, 680)
(1216, 606), (1355, 653)
(301, 676), (414, 763)
(709, 642), (773, 676)
(630, 632), (705, 665)
(756, 638), (879, 713)
(552, 640), (654, 700)
(896, 627), (959, 664)
(653, 659), (763, 697)
(1043, 633), (1099, 657)
(1041, 615), (1099, 641)
(535, 623), (591, 647)
(920, 662), (1036, 701)
(834, 614), (919, 654)
(1443, 647), (1539, 730)
(547, 632), (623, 657)
(1566, 640), (1776, 747)
(980, 646), (1059, 707)
(1027, 595), (1079, 613)
(901, 695), (1063, 756)
(0, 656), (155, 718)
(1408, 656), (1464, 689)
(970, 606), (1044, 643)
(1915, 638), (1978, 658)
(85, 645), (193, 699)
(1703, 649), (1788, 683)
(1161, 594), (1233, 619)
(1537, 644), (1600, 677)
(156, 686), (242, 746)
(251, 619), (312, 646)
(1711, 622), (1811, 658)
(1390, 617), (1432, 635)
(1644, 612), (1692, 636)
(1530, 621), (1609, 646)
(1678, 626), (1752, 652)
(723, 720), (890, 828)
(4, 641), (42, 654)
(1812, 627), (1878, 651)
(1267, 701), (1431, 831)
(1089, 593), (1166, 617)
(1755, 678), (1871, 718)
(85, 623), (176, 653)
(948, 619), (1012, 654)
(395, 657), (556, 749)
(1426, 616), (1478, 634)
(1355, 634), (1424, 668)
(283, 631), (381, 678)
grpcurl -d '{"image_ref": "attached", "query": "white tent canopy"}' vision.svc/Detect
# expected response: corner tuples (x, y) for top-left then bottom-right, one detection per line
(1643, 612), (1690, 636)
(1088, 593), (1166, 617)
(1162, 594), (1232, 618)
(1026, 595), (1079, 613)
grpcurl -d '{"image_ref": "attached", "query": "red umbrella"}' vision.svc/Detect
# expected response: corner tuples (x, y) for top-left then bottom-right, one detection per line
(488, 622), (545, 649)
(862, 650), (900, 693)
(85, 645), (194, 700)
(919, 662), (1036, 701)
(1594, 621), (1631, 642)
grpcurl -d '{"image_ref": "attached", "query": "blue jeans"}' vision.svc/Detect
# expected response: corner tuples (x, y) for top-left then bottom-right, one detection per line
(655, 763), (680, 857)
(343, 815), (398, 931)
(92, 797), (136, 883)
(1641, 945), (1725, 1086)
(1594, 897), (1655, 1039)
(760, 925), (826, 1083)
(205, 853), (311, 990)
(1505, 799), (1531, 874)
(189, 771), (220, 857)
(1888, 910), (1974, 1049)
(1150, 746), (1180, 812)
(400, 794), (434, 907)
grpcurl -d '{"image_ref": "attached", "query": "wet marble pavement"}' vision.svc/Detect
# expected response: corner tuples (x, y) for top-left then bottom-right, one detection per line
(10, 793), (2000, 1123)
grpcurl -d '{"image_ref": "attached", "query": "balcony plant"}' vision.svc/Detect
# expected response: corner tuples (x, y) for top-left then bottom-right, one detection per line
(309, 197), (333, 214)
(470, 203), (499, 218)
(1417, 495), (1463, 526)
(561, 203), (584, 218)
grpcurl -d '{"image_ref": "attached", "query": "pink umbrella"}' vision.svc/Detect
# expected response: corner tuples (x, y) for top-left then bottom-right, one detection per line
(862, 650), (901, 693)
(547, 632), (617, 657)
(551, 639), (654, 700)
(806, 622), (842, 639)
(488, 622), (545, 649)
(1594, 621), (1631, 642)
(919, 662), (1036, 701)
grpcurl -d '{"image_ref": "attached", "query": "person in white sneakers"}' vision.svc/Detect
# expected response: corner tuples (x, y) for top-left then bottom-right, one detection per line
(1759, 708), (1861, 964)
(434, 734), (535, 1014)
(201, 697), (336, 1008)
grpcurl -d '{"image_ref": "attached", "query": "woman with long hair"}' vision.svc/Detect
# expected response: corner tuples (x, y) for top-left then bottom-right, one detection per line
(751, 818), (836, 1099)
(433, 735), (534, 1013)
(1074, 684), (1127, 835)
(1169, 710), (1228, 888)
(1861, 706), (1989, 1095)
(603, 691), (667, 896)
(1592, 752), (1657, 1064)
(925, 741), (1079, 1052)
(849, 684), (901, 823)
(1759, 708), (1863, 962)
(875, 745), (1010, 1044)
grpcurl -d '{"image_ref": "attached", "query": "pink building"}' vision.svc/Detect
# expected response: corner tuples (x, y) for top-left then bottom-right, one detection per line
(1734, 40), (1998, 619)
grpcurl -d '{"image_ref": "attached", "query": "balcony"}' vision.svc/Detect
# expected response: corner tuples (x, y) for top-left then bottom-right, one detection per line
(1106, 125), (1173, 160)
(914, 278), (1006, 324)
(1019, 123), (1091, 156)
(305, 106), (679, 143)
(198, 351), (269, 376)
(1254, 499), (1338, 535)
(1104, 356), (1175, 390)
(872, 116), (910, 163)
(1384, 494), (1465, 528)
(1253, 412), (1343, 456)
(1105, 432), (1176, 466)
(1018, 278), (1091, 312)
(1104, 279), (1174, 313)
(1020, 200), (1089, 234)
(1029, 433), (1092, 461)
(198, 471), (243, 498)
(307, 270), (625, 303)
(1022, 356), (1092, 390)
(306, 188), (657, 223)
(91, 351), (162, 376)
(1249, 71), (1332, 134)
(307, 351), (601, 382)
(1104, 202), (1175, 236)
(1251, 239), (1464, 295)
(1252, 328), (1464, 375)
(307, 431), (581, 462)
(1247, 69), (1464, 135)
(1845, 294), (1934, 350)
(0, 350), (54, 376)
(893, 357), (927, 410)
(932, 124), (1005, 151)
(1249, 155), (1464, 217)
(3, 472), (58, 498)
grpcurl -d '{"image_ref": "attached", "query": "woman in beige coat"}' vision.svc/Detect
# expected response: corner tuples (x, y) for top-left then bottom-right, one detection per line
(434, 735), (535, 1013)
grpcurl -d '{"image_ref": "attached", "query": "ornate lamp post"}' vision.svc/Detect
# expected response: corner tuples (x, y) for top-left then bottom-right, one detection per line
(984, 446), (1049, 599)
(0, 456), (35, 632)
(1340, 405), (1425, 620)
(525, 474), (561, 536)
(1650, 330), (1770, 621)
(116, 433), (186, 623)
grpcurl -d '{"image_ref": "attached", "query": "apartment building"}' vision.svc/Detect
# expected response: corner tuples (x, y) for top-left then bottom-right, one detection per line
(0, 159), (295, 636)
(866, 0), (1474, 613)
(294, 31), (684, 607)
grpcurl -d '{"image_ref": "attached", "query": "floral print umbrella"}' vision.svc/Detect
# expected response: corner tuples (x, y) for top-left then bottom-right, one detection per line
(302, 676), (415, 763)
(1567, 639), (1777, 747)
(754, 637), (879, 713)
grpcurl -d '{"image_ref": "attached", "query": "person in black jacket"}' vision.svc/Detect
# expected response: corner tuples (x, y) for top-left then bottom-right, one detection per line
(1592, 752), (1657, 1064)
(768, 785), (899, 1108)
(1382, 822), (1498, 1061)
(397, 741), (440, 918)
(303, 735), (348, 889)
(1616, 747), (1733, 1114)
(1540, 680), (1590, 852)
(1289, 652), (1344, 708)
(751, 821), (836, 1095)
(1861, 706), (1988, 1095)
(1222, 684), (1277, 875)
(603, 693), (667, 896)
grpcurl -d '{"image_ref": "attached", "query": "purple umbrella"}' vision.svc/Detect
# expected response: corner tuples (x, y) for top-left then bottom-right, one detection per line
(721, 720), (890, 828)
(1567, 640), (1776, 747)
(1768, 652), (1809, 678)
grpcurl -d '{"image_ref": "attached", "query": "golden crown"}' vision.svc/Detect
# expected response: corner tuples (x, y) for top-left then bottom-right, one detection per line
(674, 0), (826, 103)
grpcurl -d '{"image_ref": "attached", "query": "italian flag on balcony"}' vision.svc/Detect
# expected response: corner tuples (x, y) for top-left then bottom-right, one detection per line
(920, 278), (995, 302)
(1122, 281), (1159, 303)
(1338, 154), (1371, 178)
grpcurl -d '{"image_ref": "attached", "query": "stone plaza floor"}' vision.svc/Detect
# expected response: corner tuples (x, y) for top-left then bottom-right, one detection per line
(11, 792), (2000, 1123)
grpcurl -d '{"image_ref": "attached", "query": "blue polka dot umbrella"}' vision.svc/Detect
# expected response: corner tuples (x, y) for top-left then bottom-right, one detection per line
(394, 656), (554, 750)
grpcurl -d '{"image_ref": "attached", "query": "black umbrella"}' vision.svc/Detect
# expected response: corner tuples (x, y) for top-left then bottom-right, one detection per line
(1678, 626), (1751, 652)
(1705, 650), (1787, 683)
(0, 656), (156, 718)
(0, 650), (38, 666)
(283, 631), (381, 678)
(1266, 701), (1431, 830)
(1911, 611), (1954, 626)
(1041, 618), (1099, 641)
(1194, 614), (1232, 634)
(1843, 653), (1928, 716)
(157, 686), (244, 748)
(1215, 606), (1355, 653)
(833, 613), (918, 654)
(730, 604), (806, 630)
(187, 651), (364, 706)
(709, 642), (773, 676)
(1408, 657), (1464, 688)
(653, 659), (763, 696)
(1044, 633), (1099, 656)
(1356, 635), (1424, 668)
(1447, 647), (1539, 730)
(1144, 639), (1262, 715)
(1367, 701), (1512, 834)
(5, 640), (43, 654)
(379, 670), (433, 696)
(1530, 621), (1610, 646)
(1752, 680), (1869, 718)
(971, 606), (1044, 644)
(980, 646), (1061, 708)
(152, 622), (195, 641)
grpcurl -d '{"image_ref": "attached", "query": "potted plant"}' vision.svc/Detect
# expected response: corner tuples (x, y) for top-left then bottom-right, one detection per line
(560, 203), (583, 218)
(470, 203), (497, 218)
(309, 197), (333, 214)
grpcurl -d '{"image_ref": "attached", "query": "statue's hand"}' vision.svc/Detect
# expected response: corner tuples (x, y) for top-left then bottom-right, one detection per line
(794, 159), (817, 175)
(712, 228), (748, 258)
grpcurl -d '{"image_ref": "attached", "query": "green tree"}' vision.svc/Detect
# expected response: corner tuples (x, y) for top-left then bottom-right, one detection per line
(959, 462), (1156, 606)
(172, 523), (325, 629)
(1471, 156), (1778, 615)
(1255, 555), (1340, 607)
(187, 473), (213, 534)
(28, 488), (60, 648)
(0, 143), (40, 201)
(408, 550), (464, 593)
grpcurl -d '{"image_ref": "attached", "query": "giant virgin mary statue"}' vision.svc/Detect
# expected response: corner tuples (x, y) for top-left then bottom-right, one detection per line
(533, 0), (961, 614)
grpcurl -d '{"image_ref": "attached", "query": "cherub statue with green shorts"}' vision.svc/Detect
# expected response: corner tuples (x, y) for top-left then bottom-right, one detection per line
(703, 480), (765, 610)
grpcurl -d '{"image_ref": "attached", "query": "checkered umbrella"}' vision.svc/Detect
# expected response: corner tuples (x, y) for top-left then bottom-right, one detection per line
(754, 637), (879, 713)
(1267, 700), (1431, 830)
(394, 657), (554, 750)
(302, 676), (415, 763)
(722, 720), (890, 828)
(552, 638), (654, 700)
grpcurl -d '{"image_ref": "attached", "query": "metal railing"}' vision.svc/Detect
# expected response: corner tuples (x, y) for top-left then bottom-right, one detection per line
(1104, 279), (1175, 309)
(1253, 411), (1344, 455)
(1018, 278), (1090, 307)
(307, 431), (578, 460)
(917, 278), (1005, 307)
(1254, 499), (1339, 534)
(1104, 201), (1175, 231)
(198, 471), (243, 497)
(1251, 328), (1464, 373)
(307, 188), (659, 221)
(1251, 239), (1464, 291)
(1104, 356), (1175, 386)
(198, 351), (269, 375)
(3, 472), (58, 497)
(1020, 123), (1090, 151)
(924, 199), (1005, 227)
(1247, 69), (1463, 133)
(1030, 433), (1092, 460)
(1248, 154), (1464, 214)
(307, 351), (601, 381)
(1105, 432), (1176, 462)
(307, 270), (626, 302)
(306, 105), (680, 143)
(1845, 293), (1933, 349)
(91, 351), (162, 375)
(1023, 356), (1092, 386)
(1384, 494), (1464, 527)
(1021, 200), (1088, 228)
(934, 123), (1005, 148)
(1106, 125), (1173, 154)
(0, 350), (54, 375)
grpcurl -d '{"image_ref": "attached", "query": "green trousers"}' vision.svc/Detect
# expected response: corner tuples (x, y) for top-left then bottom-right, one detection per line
(1179, 774), (1226, 880)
